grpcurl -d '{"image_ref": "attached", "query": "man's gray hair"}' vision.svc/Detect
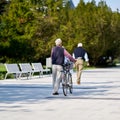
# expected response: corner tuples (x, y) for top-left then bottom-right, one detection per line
(78, 43), (83, 47)
(55, 38), (62, 45)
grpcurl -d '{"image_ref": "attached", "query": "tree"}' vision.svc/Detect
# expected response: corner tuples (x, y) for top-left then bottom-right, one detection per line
(0, 0), (9, 14)
(0, 0), (37, 62)
(71, 0), (120, 66)
(1, 0), (120, 66)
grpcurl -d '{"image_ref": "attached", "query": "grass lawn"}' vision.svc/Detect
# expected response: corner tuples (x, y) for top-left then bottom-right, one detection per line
(0, 64), (6, 72)
(0, 64), (6, 80)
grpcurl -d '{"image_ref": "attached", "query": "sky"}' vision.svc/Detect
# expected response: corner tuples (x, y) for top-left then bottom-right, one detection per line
(72, 0), (120, 11)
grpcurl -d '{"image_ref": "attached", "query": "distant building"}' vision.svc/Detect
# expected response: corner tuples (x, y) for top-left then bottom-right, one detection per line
(63, 0), (75, 8)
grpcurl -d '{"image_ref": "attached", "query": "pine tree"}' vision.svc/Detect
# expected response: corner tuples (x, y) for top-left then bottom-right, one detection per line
(0, 0), (9, 14)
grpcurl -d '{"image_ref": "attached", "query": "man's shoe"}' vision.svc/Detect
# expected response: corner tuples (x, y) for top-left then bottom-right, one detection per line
(77, 81), (80, 85)
(52, 92), (59, 95)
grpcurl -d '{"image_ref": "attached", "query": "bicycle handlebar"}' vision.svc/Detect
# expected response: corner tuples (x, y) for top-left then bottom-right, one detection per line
(62, 62), (73, 70)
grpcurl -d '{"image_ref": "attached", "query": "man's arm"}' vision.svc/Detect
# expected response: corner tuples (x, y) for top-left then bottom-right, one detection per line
(64, 49), (76, 62)
(84, 53), (90, 66)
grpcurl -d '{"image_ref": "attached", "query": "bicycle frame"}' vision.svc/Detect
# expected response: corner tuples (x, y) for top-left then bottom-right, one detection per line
(61, 62), (73, 96)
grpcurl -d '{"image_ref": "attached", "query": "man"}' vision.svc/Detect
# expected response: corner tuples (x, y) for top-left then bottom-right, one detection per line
(73, 43), (89, 84)
(51, 38), (76, 95)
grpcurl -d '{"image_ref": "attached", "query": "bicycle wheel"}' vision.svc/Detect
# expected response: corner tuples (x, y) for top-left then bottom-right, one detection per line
(68, 74), (73, 94)
(62, 74), (68, 96)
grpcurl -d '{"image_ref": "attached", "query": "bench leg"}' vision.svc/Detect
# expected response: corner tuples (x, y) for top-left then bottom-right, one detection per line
(4, 73), (8, 79)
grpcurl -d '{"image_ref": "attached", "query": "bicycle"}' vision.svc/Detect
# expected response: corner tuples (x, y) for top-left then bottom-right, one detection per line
(61, 61), (73, 96)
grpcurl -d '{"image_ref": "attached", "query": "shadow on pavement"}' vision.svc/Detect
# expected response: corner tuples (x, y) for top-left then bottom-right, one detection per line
(0, 84), (52, 103)
(0, 77), (120, 104)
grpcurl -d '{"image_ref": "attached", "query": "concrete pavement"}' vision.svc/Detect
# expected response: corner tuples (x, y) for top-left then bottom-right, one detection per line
(0, 67), (120, 120)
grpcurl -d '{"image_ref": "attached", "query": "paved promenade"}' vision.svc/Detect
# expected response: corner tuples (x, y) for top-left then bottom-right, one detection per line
(0, 67), (120, 120)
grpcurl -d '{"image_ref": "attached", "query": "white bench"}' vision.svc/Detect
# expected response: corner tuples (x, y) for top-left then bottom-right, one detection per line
(4, 63), (51, 79)
(19, 63), (34, 79)
(31, 62), (51, 77)
(4, 63), (22, 79)
(46, 57), (52, 69)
